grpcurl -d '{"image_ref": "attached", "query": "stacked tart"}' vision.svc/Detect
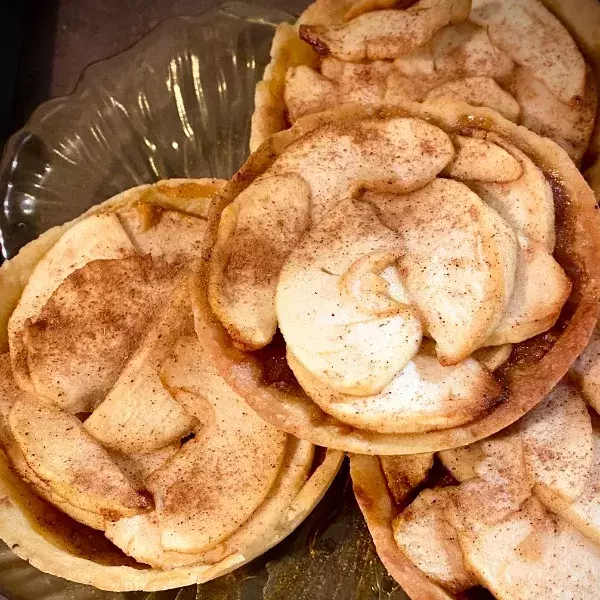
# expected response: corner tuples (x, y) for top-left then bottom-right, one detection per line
(198, 100), (600, 454)
(197, 95), (600, 597)
(252, 0), (600, 167)
(0, 180), (342, 591)
(227, 1), (600, 597)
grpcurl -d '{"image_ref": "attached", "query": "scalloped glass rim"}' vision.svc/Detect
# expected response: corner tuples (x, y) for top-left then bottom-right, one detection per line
(0, 2), (294, 260)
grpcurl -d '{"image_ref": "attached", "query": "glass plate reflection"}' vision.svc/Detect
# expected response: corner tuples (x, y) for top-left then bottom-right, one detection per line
(0, 3), (408, 600)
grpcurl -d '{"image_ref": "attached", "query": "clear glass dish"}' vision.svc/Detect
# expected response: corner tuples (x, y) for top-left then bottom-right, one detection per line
(0, 3), (407, 599)
(0, 2), (286, 259)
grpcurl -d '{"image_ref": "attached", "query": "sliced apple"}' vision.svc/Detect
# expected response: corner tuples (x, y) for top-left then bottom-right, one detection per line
(8, 440), (107, 531)
(518, 382), (593, 509)
(442, 418), (600, 598)
(108, 438), (314, 569)
(394, 44), (436, 76)
(443, 135), (523, 182)
(110, 443), (182, 492)
(450, 495), (600, 600)
(300, 0), (471, 61)
(385, 70), (454, 102)
(8, 213), (135, 396)
(512, 66), (598, 163)
(552, 431), (600, 547)
(425, 77), (521, 122)
(470, 0), (585, 104)
(344, 0), (405, 21)
(343, 253), (413, 317)
(208, 174), (311, 351)
(442, 383), (593, 511)
(438, 445), (484, 483)
(486, 233), (571, 346)
(319, 58), (393, 105)
(212, 118), (454, 350)
(432, 22), (514, 82)
(321, 56), (392, 80)
(196, 437), (314, 564)
(289, 349), (501, 434)
(277, 199), (422, 396)
(267, 117), (454, 223)
(117, 202), (208, 265)
(84, 280), (196, 453)
(472, 345), (512, 372)
(147, 336), (287, 553)
(393, 488), (478, 593)
(468, 134), (555, 252)
(450, 433), (534, 527)
(570, 327), (600, 414)
(367, 178), (518, 364)
(0, 355), (107, 530)
(380, 453), (434, 504)
(22, 255), (179, 413)
(284, 66), (338, 123)
(84, 358), (195, 454)
(8, 396), (150, 520)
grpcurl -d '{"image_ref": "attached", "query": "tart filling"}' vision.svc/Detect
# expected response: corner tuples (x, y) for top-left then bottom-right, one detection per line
(0, 180), (342, 592)
(197, 100), (600, 454)
(252, 0), (599, 166)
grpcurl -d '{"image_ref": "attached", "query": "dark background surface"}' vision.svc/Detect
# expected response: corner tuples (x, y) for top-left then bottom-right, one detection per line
(2, 0), (308, 147)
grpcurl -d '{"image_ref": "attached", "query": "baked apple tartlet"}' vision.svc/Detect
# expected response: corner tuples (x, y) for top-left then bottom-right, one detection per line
(195, 100), (600, 454)
(350, 373), (600, 599)
(0, 179), (342, 591)
(251, 0), (600, 170)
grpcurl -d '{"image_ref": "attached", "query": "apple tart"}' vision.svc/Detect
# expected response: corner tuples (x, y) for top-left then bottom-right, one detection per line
(250, 0), (600, 168)
(196, 100), (600, 454)
(0, 179), (342, 592)
(351, 376), (600, 600)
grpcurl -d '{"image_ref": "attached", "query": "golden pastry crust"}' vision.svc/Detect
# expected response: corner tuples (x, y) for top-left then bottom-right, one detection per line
(195, 100), (600, 454)
(0, 179), (343, 592)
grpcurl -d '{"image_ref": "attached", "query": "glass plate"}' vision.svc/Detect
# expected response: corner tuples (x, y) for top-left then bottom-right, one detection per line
(0, 3), (408, 600)
(0, 2), (285, 259)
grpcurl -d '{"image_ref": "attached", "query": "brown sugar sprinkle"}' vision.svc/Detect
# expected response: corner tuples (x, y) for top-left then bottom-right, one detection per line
(23, 255), (181, 410)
